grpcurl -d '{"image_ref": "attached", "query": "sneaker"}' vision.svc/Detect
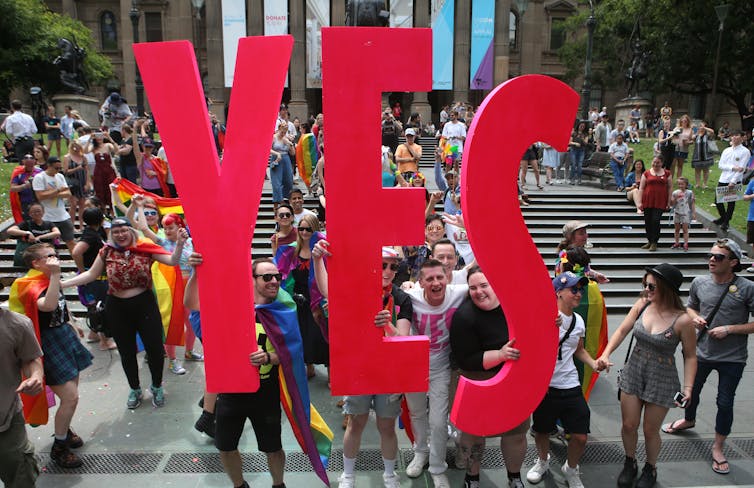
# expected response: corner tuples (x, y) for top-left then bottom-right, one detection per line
(184, 351), (204, 361)
(454, 446), (467, 469)
(51, 439), (83, 468)
(127, 388), (143, 409)
(66, 429), (83, 449)
(382, 472), (400, 488)
(640, 243), (651, 249)
(464, 475), (480, 488)
(337, 473), (355, 488)
(671, 243), (681, 249)
(169, 359), (186, 375)
(649, 243), (657, 251)
(405, 452), (428, 478)
(617, 456), (638, 488)
(635, 463), (657, 488)
(509, 478), (525, 488)
(194, 410), (216, 438)
(151, 385), (165, 408)
(747, 267), (754, 273)
(430, 472), (450, 488)
(561, 464), (584, 488)
(526, 453), (550, 483)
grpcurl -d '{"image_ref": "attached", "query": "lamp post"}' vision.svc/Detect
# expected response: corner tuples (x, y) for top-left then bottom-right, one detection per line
(710, 3), (729, 120)
(514, 0), (529, 75)
(129, 0), (144, 117)
(580, 0), (596, 121)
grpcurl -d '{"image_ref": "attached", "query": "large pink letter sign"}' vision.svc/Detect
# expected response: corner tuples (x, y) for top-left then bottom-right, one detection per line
(133, 37), (293, 392)
(450, 75), (580, 435)
(322, 27), (431, 395)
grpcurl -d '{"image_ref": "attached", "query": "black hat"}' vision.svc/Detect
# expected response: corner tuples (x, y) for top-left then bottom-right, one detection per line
(110, 218), (132, 229)
(645, 263), (683, 293)
(47, 156), (61, 165)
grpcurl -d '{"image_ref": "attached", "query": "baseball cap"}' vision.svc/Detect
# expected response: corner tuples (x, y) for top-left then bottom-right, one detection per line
(553, 272), (589, 293)
(405, 128), (417, 136)
(562, 220), (588, 238)
(47, 156), (61, 165)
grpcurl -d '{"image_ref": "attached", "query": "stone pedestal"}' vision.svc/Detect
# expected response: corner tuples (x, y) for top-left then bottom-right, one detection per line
(52, 94), (101, 128)
(614, 97), (652, 126)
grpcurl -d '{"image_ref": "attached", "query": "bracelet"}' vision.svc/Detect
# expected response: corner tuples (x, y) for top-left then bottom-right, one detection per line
(265, 352), (271, 365)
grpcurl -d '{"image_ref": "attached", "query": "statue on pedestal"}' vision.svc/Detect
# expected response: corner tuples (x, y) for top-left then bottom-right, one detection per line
(625, 21), (651, 99)
(53, 37), (88, 94)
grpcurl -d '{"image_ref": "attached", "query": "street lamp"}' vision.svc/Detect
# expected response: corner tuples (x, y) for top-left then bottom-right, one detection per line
(515, 0), (529, 75)
(129, 0), (144, 117)
(580, 0), (596, 121)
(710, 3), (729, 120)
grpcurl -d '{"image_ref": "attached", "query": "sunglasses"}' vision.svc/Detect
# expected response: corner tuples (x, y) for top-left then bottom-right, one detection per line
(382, 262), (399, 271)
(298, 227), (313, 232)
(254, 273), (282, 282)
(642, 282), (657, 292)
(706, 252), (729, 262)
(144, 210), (158, 216)
(569, 286), (584, 295)
(277, 212), (292, 218)
(426, 226), (444, 232)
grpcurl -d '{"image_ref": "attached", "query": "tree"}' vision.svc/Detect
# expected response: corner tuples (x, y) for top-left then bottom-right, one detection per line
(558, 0), (754, 122)
(0, 0), (113, 105)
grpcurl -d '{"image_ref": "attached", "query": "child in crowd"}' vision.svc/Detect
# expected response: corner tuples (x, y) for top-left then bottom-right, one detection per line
(670, 177), (695, 251)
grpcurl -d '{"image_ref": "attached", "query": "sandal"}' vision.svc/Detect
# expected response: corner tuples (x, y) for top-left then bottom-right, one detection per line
(537, 184), (544, 190)
(661, 419), (695, 434)
(712, 458), (730, 475)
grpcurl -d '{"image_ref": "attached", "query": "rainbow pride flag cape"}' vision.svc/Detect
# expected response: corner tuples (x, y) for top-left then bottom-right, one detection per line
(9, 166), (41, 223)
(296, 133), (320, 188)
(574, 280), (608, 400)
(111, 177), (183, 217)
(152, 262), (186, 346)
(8, 269), (50, 426)
(256, 289), (332, 486)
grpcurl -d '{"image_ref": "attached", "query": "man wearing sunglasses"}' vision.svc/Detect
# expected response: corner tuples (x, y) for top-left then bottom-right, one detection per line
(663, 239), (754, 476)
(311, 243), (411, 488)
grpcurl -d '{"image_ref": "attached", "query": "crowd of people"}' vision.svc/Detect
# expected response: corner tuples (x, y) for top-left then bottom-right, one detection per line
(1, 98), (754, 488)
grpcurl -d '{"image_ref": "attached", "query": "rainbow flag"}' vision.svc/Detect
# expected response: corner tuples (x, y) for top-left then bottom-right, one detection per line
(8, 269), (50, 426)
(296, 133), (320, 188)
(9, 166), (42, 223)
(111, 177), (183, 217)
(152, 262), (186, 346)
(256, 289), (332, 486)
(574, 280), (608, 400)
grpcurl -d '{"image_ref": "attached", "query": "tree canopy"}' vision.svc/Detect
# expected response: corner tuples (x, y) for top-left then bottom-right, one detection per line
(0, 0), (113, 105)
(558, 0), (754, 118)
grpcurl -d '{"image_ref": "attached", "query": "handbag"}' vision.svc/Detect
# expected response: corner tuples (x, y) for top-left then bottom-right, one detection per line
(707, 139), (720, 155)
(617, 302), (651, 400)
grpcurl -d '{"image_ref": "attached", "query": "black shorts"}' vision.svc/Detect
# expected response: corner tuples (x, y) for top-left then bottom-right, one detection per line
(214, 381), (282, 453)
(747, 221), (754, 244)
(532, 386), (590, 435)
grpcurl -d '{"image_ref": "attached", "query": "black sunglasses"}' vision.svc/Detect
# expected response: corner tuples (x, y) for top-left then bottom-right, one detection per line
(706, 252), (729, 262)
(569, 286), (584, 295)
(382, 262), (399, 271)
(298, 227), (313, 232)
(277, 212), (292, 218)
(254, 273), (282, 282)
(642, 282), (657, 292)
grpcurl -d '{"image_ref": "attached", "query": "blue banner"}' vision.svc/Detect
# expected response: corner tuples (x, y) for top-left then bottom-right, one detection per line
(432, 0), (454, 90)
(470, 0), (495, 89)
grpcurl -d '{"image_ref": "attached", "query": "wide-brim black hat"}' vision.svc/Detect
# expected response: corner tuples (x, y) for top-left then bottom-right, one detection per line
(645, 263), (683, 293)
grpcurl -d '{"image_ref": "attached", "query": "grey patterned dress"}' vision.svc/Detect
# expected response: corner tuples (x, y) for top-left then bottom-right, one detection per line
(618, 314), (681, 408)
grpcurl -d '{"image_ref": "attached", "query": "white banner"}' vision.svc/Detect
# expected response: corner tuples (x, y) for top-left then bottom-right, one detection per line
(716, 184), (743, 203)
(221, 0), (247, 87)
(264, 0), (289, 87)
(390, 0), (414, 28)
(306, 0), (330, 88)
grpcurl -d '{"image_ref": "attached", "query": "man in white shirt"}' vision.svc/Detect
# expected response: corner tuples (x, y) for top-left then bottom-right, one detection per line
(289, 189), (316, 225)
(715, 131), (751, 231)
(393, 259), (467, 488)
(276, 104), (297, 141)
(441, 111), (467, 157)
(60, 105), (75, 142)
(3, 100), (38, 160)
(32, 156), (75, 254)
(608, 134), (632, 191)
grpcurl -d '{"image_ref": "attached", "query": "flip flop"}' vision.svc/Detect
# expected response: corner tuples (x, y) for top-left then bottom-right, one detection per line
(661, 419), (695, 434)
(712, 458), (730, 475)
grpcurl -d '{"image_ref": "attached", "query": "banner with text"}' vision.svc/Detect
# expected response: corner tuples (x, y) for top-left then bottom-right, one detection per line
(306, 0), (330, 88)
(432, 0), (454, 90)
(264, 0), (289, 86)
(470, 0), (495, 89)
(221, 0), (247, 87)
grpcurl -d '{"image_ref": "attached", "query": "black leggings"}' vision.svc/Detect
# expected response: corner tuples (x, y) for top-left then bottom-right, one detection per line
(105, 290), (164, 390)
(643, 207), (664, 244)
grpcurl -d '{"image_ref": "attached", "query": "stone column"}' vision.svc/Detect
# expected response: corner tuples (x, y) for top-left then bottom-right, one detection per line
(248, 0), (263, 35)
(410, 0), (432, 122)
(287, 0), (309, 121)
(453, 0), (470, 103)
(205, 0), (226, 120)
(331, 0), (345, 25)
(494, 0), (511, 84)
(120, 0), (136, 107)
(62, 0), (77, 18)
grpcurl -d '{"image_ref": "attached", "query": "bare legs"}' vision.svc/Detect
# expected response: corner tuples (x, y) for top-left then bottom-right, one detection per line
(519, 159), (541, 188)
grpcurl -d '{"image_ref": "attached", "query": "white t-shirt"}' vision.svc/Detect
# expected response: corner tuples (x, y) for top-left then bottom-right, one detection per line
(407, 284), (468, 370)
(446, 223), (474, 265)
(442, 121), (467, 153)
(550, 311), (585, 389)
(451, 268), (468, 285)
(32, 172), (70, 222)
(293, 208), (317, 225)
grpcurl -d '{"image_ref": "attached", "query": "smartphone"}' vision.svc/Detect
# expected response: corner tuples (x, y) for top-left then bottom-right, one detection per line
(674, 391), (687, 408)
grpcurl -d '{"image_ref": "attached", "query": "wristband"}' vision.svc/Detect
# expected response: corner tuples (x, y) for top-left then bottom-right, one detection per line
(265, 352), (271, 364)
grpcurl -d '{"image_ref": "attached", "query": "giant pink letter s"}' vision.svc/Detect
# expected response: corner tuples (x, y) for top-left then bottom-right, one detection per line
(322, 27), (431, 395)
(451, 75), (579, 435)
(134, 37), (293, 392)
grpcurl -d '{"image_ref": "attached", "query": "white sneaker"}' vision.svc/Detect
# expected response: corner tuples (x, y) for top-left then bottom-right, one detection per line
(561, 463), (584, 488)
(747, 266), (754, 273)
(338, 472), (355, 488)
(169, 359), (186, 375)
(382, 472), (400, 488)
(405, 452), (428, 478)
(526, 453), (550, 483)
(430, 472), (450, 488)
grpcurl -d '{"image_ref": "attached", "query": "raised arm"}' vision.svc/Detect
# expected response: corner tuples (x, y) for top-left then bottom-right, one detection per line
(152, 228), (188, 266)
